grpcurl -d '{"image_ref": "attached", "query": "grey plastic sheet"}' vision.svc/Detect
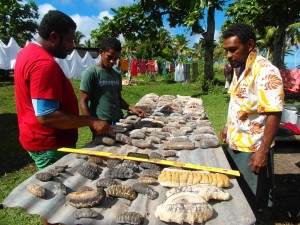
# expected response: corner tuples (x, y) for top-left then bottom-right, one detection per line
(2, 141), (256, 225)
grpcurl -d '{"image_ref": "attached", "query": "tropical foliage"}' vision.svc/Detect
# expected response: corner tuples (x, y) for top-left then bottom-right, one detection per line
(0, 0), (38, 46)
(223, 0), (300, 69)
(90, 0), (227, 78)
(74, 31), (85, 47)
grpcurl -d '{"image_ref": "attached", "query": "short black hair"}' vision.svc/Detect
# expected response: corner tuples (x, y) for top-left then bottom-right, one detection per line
(99, 37), (122, 52)
(222, 23), (256, 44)
(38, 10), (77, 39)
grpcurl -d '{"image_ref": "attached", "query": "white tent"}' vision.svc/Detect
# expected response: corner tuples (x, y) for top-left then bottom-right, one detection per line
(0, 38), (98, 79)
(0, 37), (21, 70)
(55, 57), (70, 77)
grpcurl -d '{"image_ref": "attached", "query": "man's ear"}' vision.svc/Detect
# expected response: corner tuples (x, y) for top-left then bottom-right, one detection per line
(99, 49), (103, 55)
(49, 31), (60, 44)
(247, 39), (255, 52)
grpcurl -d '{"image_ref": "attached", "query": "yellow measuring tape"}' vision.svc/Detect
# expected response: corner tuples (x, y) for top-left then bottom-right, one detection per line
(58, 147), (240, 176)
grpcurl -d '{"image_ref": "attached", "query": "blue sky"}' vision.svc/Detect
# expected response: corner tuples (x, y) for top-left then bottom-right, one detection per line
(32, 0), (297, 68)
(32, 0), (225, 44)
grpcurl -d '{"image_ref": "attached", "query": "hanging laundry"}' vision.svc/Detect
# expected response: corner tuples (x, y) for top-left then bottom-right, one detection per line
(120, 57), (130, 71)
(147, 60), (158, 73)
(183, 63), (190, 83)
(130, 58), (138, 76)
(138, 59), (147, 74)
(155, 60), (158, 72)
(192, 62), (198, 79)
(169, 63), (174, 72)
(174, 63), (184, 82)
(165, 62), (170, 70)
(162, 61), (167, 79)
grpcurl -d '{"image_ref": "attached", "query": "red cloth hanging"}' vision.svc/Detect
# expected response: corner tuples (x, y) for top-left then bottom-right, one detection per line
(138, 59), (147, 74)
(169, 63), (174, 72)
(147, 60), (157, 73)
(130, 59), (138, 76)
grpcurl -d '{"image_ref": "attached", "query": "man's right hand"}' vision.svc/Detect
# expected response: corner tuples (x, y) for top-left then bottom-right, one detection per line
(220, 125), (228, 143)
(91, 120), (115, 136)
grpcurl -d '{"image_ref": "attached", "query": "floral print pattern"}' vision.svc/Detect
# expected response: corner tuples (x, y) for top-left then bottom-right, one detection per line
(227, 50), (284, 152)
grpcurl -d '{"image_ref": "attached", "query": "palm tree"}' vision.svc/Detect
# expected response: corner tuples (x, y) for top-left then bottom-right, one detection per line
(285, 22), (300, 68)
(74, 31), (85, 47)
(157, 28), (172, 50)
(172, 34), (190, 61)
(122, 40), (138, 58)
(256, 27), (276, 60)
(84, 39), (92, 48)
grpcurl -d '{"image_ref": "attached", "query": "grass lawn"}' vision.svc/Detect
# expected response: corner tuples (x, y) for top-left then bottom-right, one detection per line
(0, 74), (298, 224)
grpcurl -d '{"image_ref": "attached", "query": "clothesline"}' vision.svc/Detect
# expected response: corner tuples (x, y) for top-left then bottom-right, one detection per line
(119, 58), (174, 76)
(0, 37), (199, 82)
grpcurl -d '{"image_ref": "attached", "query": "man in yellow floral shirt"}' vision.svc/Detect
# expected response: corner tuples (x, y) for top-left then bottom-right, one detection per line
(220, 23), (284, 211)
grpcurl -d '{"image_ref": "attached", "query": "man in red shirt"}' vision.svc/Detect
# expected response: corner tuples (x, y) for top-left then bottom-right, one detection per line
(14, 10), (114, 225)
(14, 10), (113, 171)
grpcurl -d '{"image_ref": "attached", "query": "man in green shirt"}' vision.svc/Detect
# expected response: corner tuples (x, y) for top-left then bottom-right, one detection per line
(80, 37), (145, 139)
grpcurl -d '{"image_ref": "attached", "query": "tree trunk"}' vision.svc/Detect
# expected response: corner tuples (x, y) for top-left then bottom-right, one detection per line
(272, 23), (285, 69)
(203, 0), (215, 79)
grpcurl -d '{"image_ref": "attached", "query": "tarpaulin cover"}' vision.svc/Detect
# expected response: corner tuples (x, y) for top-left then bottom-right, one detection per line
(2, 96), (255, 225)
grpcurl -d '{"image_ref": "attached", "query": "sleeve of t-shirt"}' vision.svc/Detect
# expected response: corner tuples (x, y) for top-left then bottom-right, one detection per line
(256, 66), (284, 113)
(80, 67), (94, 94)
(30, 60), (64, 102)
(32, 99), (59, 116)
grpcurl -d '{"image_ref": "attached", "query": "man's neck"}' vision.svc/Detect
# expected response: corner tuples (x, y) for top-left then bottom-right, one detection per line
(98, 62), (112, 71)
(236, 65), (245, 79)
(35, 37), (52, 54)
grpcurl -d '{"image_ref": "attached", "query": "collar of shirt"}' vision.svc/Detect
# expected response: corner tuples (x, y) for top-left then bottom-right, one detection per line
(229, 50), (258, 93)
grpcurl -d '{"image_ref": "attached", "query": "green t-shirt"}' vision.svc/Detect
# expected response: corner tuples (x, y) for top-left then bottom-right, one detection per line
(80, 65), (123, 121)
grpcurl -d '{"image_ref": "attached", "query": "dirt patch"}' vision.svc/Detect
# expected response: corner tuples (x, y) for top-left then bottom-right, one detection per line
(272, 141), (300, 224)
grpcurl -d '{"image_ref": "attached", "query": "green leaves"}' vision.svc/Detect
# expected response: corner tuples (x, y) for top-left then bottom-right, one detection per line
(223, 0), (299, 68)
(0, 0), (38, 45)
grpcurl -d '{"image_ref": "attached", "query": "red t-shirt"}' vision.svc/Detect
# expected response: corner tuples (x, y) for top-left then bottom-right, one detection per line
(14, 43), (79, 151)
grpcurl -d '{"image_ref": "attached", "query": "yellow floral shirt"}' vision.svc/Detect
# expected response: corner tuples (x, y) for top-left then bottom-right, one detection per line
(227, 50), (284, 152)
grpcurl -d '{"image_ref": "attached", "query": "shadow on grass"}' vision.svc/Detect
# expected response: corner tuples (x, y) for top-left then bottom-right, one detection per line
(0, 80), (14, 87)
(0, 113), (33, 175)
(0, 72), (14, 84)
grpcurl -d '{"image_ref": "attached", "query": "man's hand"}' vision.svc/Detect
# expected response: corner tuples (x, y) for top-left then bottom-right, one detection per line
(220, 125), (228, 143)
(130, 107), (146, 117)
(91, 120), (115, 136)
(249, 149), (268, 174)
(248, 112), (281, 174)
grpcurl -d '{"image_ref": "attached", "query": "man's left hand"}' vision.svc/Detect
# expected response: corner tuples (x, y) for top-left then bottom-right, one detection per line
(249, 149), (268, 174)
(130, 107), (146, 117)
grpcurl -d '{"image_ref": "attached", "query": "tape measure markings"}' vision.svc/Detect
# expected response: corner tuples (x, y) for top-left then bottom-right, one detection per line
(58, 147), (240, 176)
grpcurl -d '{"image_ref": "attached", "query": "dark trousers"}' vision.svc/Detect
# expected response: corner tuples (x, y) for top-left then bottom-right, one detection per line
(225, 147), (275, 211)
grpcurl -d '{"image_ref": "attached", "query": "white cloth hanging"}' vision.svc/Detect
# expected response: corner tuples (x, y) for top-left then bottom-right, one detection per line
(174, 63), (184, 82)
